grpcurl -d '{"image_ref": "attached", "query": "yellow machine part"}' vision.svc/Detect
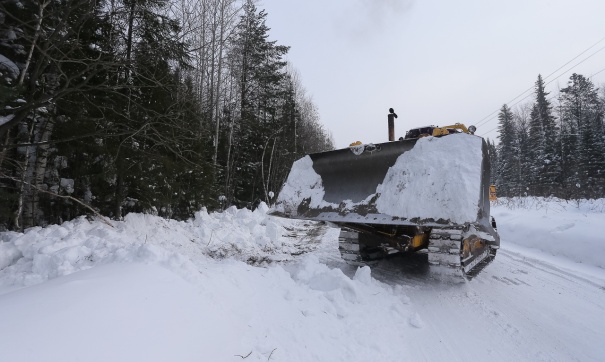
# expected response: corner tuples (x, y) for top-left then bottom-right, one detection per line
(489, 185), (497, 201)
(411, 232), (429, 250)
(432, 123), (470, 137)
(462, 235), (485, 260)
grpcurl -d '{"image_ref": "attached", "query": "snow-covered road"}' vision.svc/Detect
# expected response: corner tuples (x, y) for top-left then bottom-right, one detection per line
(383, 248), (605, 362)
(307, 214), (605, 361)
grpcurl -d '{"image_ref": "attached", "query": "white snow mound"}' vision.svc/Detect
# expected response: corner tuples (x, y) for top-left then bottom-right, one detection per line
(0, 203), (310, 287)
(375, 134), (483, 223)
(274, 155), (333, 213)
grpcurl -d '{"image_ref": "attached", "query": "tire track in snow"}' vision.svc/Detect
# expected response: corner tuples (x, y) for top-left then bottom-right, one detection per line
(292, 221), (605, 361)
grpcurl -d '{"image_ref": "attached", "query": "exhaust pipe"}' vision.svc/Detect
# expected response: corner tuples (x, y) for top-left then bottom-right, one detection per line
(388, 108), (398, 141)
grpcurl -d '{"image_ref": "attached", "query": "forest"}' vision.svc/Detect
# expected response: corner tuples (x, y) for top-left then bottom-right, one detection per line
(1, 1), (604, 232)
(488, 74), (605, 200)
(0, 0), (334, 230)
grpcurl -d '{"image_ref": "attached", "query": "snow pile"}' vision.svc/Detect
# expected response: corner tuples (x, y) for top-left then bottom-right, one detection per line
(375, 134), (483, 222)
(0, 254), (418, 362)
(0, 203), (312, 287)
(0, 206), (421, 362)
(492, 197), (605, 269)
(0, 263), (214, 361)
(274, 155), (334, 213)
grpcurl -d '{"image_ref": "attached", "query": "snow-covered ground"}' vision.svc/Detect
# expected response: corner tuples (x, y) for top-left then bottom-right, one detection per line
(1, 198), (604, 362)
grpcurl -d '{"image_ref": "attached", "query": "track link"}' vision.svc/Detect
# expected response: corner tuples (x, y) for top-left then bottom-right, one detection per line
(338, 228), (383, 266)
(338, 228), (363, 264)
(428, 227), (497, 279)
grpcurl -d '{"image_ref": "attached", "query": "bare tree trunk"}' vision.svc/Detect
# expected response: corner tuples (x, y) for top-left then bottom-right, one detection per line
(13, 114), (37, 230)
(224, 80), (236, 199)
(266, 138), (276, 202)
(0, 131), (10, 169)
(212, 0), (231, 166)
(208, 4), (218, 164)
(17, 0), (50, 86)
(5, 1), (49, 215)
(198, 0), (208, 131)
(22, 115), (55, 227)
(114, 0), (137, 219)
(260, 128), (282, 202)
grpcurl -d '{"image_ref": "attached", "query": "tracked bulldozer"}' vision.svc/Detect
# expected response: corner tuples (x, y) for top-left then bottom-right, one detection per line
(271, 123), (499, 278)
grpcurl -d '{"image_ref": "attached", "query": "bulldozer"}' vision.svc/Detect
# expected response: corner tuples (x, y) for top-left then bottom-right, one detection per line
(270, 122), (499, 278)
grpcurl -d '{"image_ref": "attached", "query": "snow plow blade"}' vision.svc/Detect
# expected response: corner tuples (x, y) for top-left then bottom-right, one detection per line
(271, 132), (500, 277)
(272, 134), (492, 230)
(305, 141), (418, 205)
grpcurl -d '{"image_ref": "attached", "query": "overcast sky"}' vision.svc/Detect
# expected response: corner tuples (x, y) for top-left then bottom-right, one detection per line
(260, 0), (605, 148)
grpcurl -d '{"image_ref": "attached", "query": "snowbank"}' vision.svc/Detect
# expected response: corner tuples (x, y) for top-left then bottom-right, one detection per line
(0, 203), (301, 287)
(492, 197), (605, 269)
(0, 205), (420, 362)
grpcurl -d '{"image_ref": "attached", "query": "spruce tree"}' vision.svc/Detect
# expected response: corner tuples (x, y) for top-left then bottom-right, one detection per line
(514, 107), (533, 197)
(559, 74), (605, 198)
(227, 0), (289, 207)
(486, 138), (498, 187)
(527, 75), (560, 196)
(496, 104), (517, 196)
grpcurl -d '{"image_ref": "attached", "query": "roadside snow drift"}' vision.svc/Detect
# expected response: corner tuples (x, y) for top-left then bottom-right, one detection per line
(0, 205), (419, 362)
(492, 198), (605, 269)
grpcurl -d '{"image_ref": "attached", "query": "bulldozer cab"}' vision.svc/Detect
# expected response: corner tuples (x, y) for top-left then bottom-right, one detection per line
(404, 126), (435, 139)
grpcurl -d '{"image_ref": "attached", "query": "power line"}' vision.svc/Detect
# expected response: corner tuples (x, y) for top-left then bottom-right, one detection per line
(475, 36), (605, 129)
(480, 93), (564, 139)
(544, 44), (605, 87)
(590, 66), (605, 78)
(543, 37), (605, 81)
(476, 40), (605, 138)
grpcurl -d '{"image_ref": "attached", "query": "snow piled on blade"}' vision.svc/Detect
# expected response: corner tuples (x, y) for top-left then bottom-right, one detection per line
(274, 155), (333, 214)
(375, 134), (483, 223)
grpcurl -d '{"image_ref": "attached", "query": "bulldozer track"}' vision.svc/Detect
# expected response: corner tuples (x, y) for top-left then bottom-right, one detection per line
(338, 228), (381, 266)
(426, 228), (465, 279)
(427, 227), (497, 279)
(338, 226), (497, 279)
